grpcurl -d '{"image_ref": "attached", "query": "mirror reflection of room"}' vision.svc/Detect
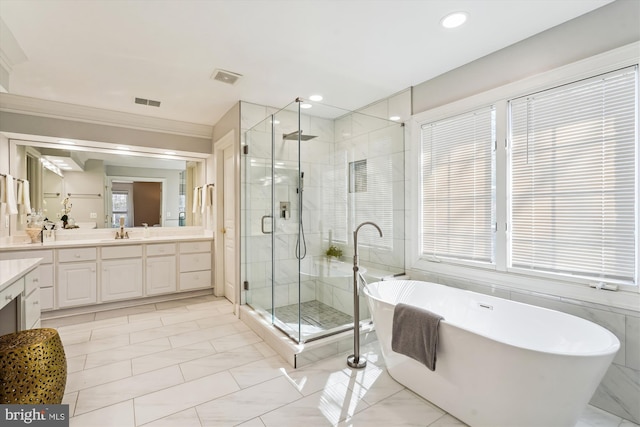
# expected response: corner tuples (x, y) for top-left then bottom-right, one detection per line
(12, 141), (203, 230)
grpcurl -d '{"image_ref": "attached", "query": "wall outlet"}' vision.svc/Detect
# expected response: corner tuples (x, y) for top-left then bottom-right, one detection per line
(166, 212), (171, 217)
(89, 212), (97, 219)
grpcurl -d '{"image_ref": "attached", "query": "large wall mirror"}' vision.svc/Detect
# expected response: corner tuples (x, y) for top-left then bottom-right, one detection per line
(9, 138), (207, 233)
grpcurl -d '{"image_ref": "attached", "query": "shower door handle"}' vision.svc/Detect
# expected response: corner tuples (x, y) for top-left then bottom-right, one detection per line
(261, 215), (272, 234)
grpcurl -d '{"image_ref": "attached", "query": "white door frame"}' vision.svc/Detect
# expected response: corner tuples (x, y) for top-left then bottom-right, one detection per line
(213, 130), (239, 303)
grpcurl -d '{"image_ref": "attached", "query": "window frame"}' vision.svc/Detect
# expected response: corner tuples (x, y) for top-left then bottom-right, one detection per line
(409, 43), (639, 310)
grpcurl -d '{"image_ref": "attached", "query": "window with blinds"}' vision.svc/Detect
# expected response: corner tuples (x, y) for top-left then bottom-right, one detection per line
(509, 67), (637, 285)
(421, 106), (496, 263)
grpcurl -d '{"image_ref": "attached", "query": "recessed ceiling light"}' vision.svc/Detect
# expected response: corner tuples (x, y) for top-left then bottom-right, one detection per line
(300, 103), (312, 109)
(389, 116), (401, 121)
(309, 95), (323, 102)
(441, 12), (467, 29)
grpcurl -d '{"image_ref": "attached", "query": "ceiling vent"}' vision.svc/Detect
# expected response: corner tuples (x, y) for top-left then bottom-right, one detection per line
(211, 69), (242, 85)
(135, 97), (161, 107)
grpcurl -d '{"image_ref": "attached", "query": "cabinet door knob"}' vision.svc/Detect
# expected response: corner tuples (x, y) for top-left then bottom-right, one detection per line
(5, 294), (12, 300)
(75, 254), (81, 258)
(33, 301), (39, 305)
(33, 278), (39, 283)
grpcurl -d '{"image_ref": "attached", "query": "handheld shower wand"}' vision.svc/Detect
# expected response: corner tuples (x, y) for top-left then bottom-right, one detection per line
(296, 171), (307, 259)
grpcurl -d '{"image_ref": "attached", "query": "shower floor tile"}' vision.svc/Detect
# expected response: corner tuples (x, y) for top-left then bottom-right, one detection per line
(268, 300), (353, 333)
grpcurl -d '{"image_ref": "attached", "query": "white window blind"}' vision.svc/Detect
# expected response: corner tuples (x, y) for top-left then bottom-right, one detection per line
(509, 67), (637, 285)
(421, 106), (496, 263)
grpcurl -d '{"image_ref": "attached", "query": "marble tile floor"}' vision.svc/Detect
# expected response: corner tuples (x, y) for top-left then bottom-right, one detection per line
(42, 295), (639, 427)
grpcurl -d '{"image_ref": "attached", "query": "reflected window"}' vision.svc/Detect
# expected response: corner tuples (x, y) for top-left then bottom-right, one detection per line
(112, 190), (129, 227)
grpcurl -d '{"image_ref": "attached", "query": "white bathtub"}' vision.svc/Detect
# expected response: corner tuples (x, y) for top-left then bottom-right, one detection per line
(364, 280), (620, 427)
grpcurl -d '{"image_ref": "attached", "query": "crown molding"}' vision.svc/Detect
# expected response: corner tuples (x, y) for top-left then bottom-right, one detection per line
(0, 93), (213, 139)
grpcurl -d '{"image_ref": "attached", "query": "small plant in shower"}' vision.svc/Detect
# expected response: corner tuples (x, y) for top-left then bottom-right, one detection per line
(325, 245), (343, 260)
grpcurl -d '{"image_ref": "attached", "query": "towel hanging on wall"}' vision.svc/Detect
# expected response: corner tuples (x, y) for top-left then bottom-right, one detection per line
(19, 180), (32, 213)
(5, 175), (18, 215)
(201, 185), (213, 213)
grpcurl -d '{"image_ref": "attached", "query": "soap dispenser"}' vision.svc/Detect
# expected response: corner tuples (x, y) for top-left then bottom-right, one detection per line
(143, 223), (149, 238)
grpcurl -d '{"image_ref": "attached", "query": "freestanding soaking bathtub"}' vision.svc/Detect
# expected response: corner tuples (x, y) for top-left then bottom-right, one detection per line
(364, 280), (620, 427)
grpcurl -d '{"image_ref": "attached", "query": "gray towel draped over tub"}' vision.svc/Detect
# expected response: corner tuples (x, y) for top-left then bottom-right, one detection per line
(391, 303), (444, 371)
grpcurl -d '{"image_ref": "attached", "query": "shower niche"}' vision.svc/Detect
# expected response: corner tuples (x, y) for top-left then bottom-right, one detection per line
(242, 98), (405, 343)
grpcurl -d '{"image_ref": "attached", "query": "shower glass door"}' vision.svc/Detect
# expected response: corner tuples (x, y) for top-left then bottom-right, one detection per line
(243, 101), (303, 342)
(272, 102), (303, 342)
(243, 113), (274, 325)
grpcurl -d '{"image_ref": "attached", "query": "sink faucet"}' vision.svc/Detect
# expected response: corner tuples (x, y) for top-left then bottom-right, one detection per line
(115, 217), (129, 239)
(347, 221), (383, 369)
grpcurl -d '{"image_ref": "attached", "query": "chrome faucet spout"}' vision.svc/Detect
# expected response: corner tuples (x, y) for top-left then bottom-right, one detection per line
(348, 221), (383, 369)
(115, 226), (129, 239)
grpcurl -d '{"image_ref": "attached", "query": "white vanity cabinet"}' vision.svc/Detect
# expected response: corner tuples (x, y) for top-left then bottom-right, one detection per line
(0, 236), (213, 313)
(101, 245), (143, 302)
(0, 250), (54, 311)
(179, 241), (212, 291)
(57, 247), (97, 308)
(146, 243), (177, 296)
(0, 259), (42, 334)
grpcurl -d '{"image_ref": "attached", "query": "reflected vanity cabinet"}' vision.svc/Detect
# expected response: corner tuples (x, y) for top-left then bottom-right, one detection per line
(101, 245), (143, 302)
(179, 241), (212, 291)
(146, 243), (177, 296)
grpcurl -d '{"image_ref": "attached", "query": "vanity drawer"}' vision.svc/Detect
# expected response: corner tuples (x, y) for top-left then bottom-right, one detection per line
(0, 279), (23, 311)
(102, 245), (142, 259)
(179, 270), (212, 291)
(179, 241), (211, 254)
(179, 253), (211, 273)
(147, 243), (176, 257)
(58, 247), (97, 263)
(25, 268), (40, 295)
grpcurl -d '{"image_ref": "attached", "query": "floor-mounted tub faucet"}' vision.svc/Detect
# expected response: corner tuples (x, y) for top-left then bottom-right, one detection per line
(348, 221), (383, 369)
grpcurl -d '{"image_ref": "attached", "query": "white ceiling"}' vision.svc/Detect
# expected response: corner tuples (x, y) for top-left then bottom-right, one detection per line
(0, 0), (613, 127)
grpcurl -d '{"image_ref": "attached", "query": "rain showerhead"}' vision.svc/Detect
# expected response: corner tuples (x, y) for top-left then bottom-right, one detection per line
(283, 130), (317, 141)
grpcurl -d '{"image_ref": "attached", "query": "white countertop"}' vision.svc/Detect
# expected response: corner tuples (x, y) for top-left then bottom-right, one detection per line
(0, 258), (41, 292)
(0, 234), (213, 251)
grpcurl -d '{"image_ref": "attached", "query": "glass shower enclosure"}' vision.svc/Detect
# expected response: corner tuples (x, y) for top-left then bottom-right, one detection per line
(242, 98), (404, 343)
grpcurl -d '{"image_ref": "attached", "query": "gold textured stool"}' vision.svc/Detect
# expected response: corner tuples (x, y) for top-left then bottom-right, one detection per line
(0, 328), (67, 404)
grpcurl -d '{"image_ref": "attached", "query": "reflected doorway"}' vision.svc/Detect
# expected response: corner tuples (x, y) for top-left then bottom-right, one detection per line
(109, 178), (166, 227)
